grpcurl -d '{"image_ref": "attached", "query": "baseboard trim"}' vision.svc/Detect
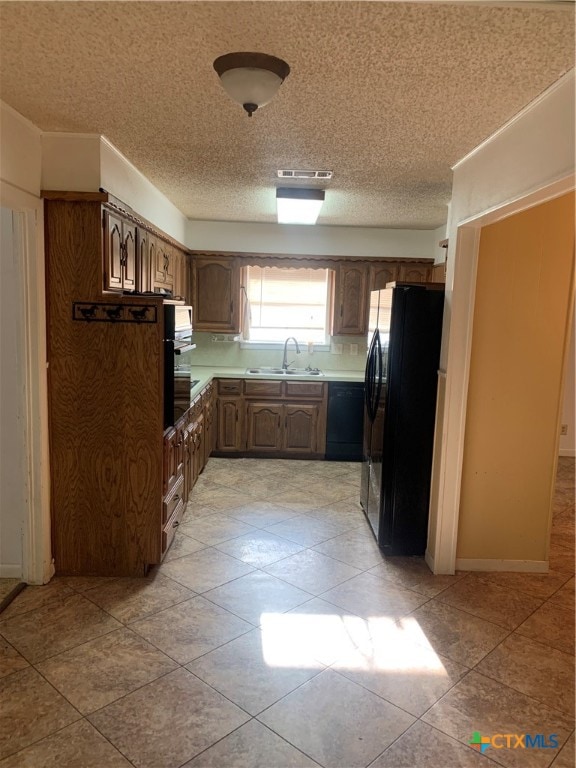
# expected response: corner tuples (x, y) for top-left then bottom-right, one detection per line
(559, 448), (575, 458)
(455, 558), (549, 573)
(0, 564), (24, 578)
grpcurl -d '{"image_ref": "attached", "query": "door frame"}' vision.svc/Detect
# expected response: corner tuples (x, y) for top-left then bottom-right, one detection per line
(429, 173), (575, 574)
(0, 181), (53, 584)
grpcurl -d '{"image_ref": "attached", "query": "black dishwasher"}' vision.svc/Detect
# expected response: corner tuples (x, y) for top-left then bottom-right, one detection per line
(325, 381), (365, 461)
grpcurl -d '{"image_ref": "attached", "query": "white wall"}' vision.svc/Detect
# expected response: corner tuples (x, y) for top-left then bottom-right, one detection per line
(40, 132), (189, 244)
(186, 219), (439, 259)
(41, 133), (102, 192)
(100, 138), (188, 244)
(0, 103), (42, 196)
(428, 68), (576, 573)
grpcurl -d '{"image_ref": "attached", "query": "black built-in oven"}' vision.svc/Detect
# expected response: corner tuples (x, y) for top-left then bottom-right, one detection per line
(163, 303), (195, 428)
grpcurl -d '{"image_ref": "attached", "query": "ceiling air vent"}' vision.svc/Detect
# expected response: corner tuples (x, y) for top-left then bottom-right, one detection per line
(277, 169), (333, 180)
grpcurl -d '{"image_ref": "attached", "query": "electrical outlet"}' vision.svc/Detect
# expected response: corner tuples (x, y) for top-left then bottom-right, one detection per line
(350, 343), (358, 356)
(332, 343), (343, 355)
(560, 424), (568, 436)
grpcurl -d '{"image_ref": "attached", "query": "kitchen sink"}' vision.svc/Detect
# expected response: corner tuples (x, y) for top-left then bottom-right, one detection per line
(245, 367), (323, 377)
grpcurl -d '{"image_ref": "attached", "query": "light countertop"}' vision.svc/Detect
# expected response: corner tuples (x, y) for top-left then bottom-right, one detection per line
(188, 366), (365, 397)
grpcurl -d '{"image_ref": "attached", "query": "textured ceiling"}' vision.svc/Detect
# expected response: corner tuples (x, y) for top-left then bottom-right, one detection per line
(0, 1), (574, 229)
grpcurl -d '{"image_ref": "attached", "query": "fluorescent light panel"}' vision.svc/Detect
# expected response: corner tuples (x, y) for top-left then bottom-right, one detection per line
(276, 187), (325, 225)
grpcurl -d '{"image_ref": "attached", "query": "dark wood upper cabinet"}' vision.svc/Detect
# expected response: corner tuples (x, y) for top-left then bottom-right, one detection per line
(369, 263), (398, 291)
(103, 210), (137, 292)
(331, 263), (369, 335)
(193, 256), (241, 332)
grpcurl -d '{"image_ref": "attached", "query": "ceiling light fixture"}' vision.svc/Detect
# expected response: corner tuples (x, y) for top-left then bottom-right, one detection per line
(276, 188), (325, 225)
(213, 52), (290, 117)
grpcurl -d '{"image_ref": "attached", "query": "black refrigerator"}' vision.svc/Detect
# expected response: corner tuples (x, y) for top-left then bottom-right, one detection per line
(360, 282), (444, 555)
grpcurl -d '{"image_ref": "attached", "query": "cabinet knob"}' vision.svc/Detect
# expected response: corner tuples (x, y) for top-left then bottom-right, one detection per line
(172, 520), (180, 528)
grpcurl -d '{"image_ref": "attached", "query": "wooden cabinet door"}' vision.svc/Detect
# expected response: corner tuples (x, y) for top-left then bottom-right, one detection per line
(163, 428), (179, 495)
(246, 403), (283, 452)
(283, 404), (318, 454)
(153, 241), (175, 292)
(332, 264), (368, 335)
(172, 250), (190, 303)
(137, 228), (152, 293)
(216, 397), (244, 452)
(194, 257), (240, 332)
(104, 211), (124, 290)
(122, 223), (137, 291)
(398, 263), (432, 283)
(370, 263), (398, 292)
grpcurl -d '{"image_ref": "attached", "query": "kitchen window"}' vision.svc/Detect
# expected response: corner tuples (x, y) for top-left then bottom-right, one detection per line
(243, 265), (330, 345)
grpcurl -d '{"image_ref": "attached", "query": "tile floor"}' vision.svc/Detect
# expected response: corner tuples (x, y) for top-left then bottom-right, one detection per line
(0, 457), (574, 768)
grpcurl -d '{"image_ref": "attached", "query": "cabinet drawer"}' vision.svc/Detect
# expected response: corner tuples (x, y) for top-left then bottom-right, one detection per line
(162, 498), (185, 555)
(162, 475), (184, 525)
(244, 380), (283, 398)
(284, 381), (325, 399)
(218, 379), (243, 395)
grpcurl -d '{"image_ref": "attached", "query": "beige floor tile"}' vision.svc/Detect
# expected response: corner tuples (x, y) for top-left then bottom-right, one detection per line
(37, 627), (178, 714)
(83, 571), (195, 623)
(186, 627), (325, 715)
(0, 580), (74, 621)
(515, 600), (575, 655)
(0, 719), (132, 768)
(264, 549), (361, 594)
(265, 489), (338, 513)
(548, 576), (575, 610)
(225, 500), (300, 527)
(550, 513), (575, 551)
(193, 490), (256, 512)
(178, 513), (258, 545)
(305, 504), (366, 533)
(88, 667), (249, 768)
(278, 597), (376, 666)
(333, 628), (469, 717)
(204, 571), (312, 626)
(182, 501), (219, 521)
(0, 579), (21, 605)
(371, 720), (490, 767)
(0, 667), (79, 759)
(312, 530), (385, 570)
(321, 572), (428, 620)
(0, 593), (121, 663)
(264, 516), (345, 547)
(422, 671), (573, 768)
(551, 731), (575, 768)
(182, 719), (319, 767)
(56, 576), (119, 593)
(548, 544), (575, 574)
(368, 557), (465, 597)
(130, 595), (252, 664)
(163, 531), (207, 562)
(437, 574), (543, 630)
(258, 668), (414, 768)
(472, 569), (572, 600)
(0, 636), (28, 679)
(215, 529), (305, 567)
(158, 547), (254, 593)
(476, 633), (575, 716)
(406, 600), (510, 667)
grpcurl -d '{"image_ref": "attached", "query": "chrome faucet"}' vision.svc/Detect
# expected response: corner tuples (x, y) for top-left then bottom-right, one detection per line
(282, 336), (301, 370)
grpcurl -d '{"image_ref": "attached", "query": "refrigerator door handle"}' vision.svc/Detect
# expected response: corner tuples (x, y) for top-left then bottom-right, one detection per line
(365, 331), (377, 420)
(374, 330), (383, 413)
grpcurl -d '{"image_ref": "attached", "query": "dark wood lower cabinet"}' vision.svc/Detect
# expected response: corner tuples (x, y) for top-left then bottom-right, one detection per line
(283, 404), (319, 453)
(215, 378), (327, 459)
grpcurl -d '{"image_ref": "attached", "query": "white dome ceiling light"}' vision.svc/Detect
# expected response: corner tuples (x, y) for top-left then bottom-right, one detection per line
(213, 52), (290, 117)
